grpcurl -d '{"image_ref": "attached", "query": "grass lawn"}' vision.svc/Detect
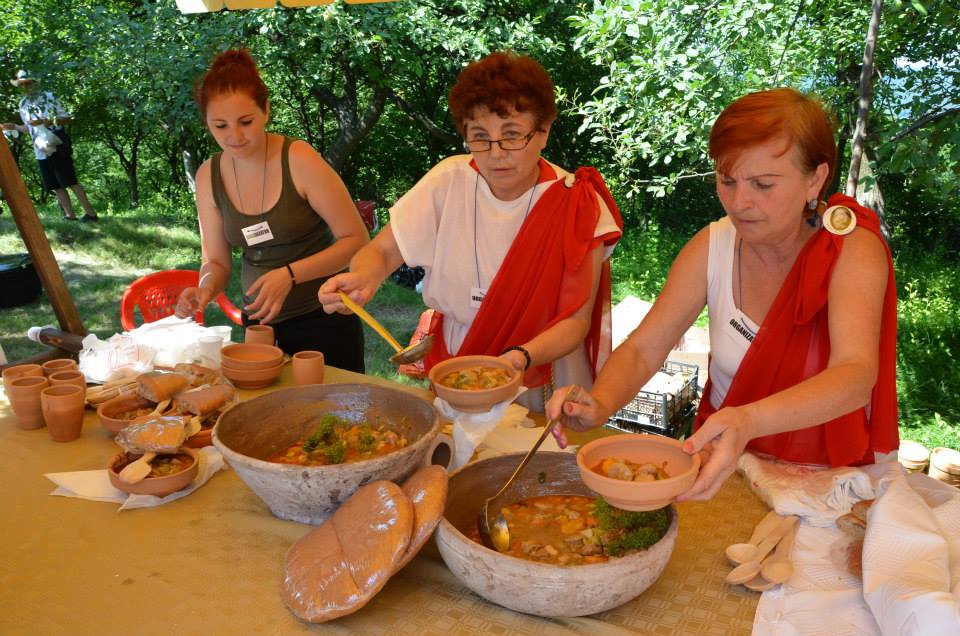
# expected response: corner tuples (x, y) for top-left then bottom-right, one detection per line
(1, 200), (957, 453)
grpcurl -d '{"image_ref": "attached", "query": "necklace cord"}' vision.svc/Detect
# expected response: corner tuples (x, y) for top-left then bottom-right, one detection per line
(232, 135), (269, 220)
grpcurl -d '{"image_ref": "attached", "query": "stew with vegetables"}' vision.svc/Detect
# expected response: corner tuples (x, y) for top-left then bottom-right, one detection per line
(438, 366), (513, 390)
(269, 414), (409, 466)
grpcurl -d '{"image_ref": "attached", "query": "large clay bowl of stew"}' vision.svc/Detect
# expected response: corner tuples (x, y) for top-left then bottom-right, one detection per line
(212, 383), (441, 525)
(435, 451), (678, 617)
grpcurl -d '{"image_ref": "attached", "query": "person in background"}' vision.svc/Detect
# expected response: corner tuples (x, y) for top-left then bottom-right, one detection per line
(319, 51), (623, 411)
(547, 87), (899, 499)
(175, 49), (369, 372)
(2, 70), (97, 221)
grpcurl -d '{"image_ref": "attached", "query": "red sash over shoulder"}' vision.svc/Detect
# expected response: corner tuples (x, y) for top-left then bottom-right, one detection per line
(424, 167), (623, 388)
(694, 194), (899, 466)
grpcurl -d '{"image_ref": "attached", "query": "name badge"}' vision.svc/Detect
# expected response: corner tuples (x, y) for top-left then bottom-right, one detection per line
(242, 221), (274, 246)
(470, 286), (487, 309)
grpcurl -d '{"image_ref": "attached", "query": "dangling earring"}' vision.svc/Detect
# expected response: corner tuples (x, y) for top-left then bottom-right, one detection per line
(807, 198), (818, 210)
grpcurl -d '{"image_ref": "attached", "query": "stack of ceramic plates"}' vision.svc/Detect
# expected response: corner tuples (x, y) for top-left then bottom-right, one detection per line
(929, 447), (960, 487)
(898, 440), (930, 473)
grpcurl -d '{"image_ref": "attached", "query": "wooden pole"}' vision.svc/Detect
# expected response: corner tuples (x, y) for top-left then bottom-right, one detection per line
(0, 135), (86, 342)
(845, 0), (883, 196)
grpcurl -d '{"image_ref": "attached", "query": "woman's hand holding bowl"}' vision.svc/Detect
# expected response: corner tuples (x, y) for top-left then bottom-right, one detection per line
(676, 405), (754, 502)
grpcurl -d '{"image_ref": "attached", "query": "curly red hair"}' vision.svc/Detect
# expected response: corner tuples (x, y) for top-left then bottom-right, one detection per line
(709, 88), (836, 199)
(448, 52), (557, 135)
(195, 49), (269, 121)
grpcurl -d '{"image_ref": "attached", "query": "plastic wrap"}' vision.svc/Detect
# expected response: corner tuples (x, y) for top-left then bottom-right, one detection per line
(115, 415), (190, 453)
(394, 465), (449, 572)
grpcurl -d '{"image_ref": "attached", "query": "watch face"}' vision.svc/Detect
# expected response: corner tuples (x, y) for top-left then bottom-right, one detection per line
(823, 205), (856, 235)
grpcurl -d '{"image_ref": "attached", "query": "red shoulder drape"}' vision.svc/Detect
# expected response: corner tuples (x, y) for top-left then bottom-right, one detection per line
(424, 167), (623, 388)
(694, 194), (899, 466)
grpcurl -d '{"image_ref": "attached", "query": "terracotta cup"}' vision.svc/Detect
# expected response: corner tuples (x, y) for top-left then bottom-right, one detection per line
(49, 370), (87, 392)
(41, 358), (78, 376)
(41, 385), (85, 442)
(292, 351), (325, 385)
(244, 324), (275, 346)
(2, 363), (43, 392)
(7, 375), (50, 429)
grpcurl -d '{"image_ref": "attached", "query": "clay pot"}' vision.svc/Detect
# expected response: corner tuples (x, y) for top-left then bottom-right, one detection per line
(7, 375), (50, 429)
(220, 361), (283, 389)
(41, 358), (78, 376)
(435, 451), (679, 617)
(49, 370), (87, 392)
(97, 393), (155, 434)
(292, 350), (324, 385)
(244, 324), (275, 346)
(41, 384), (85, 442)
(184, 427), (213, 448)
(427, 355), (521, 413)
(2, 363), (43, 391)
(577, 434), (700, 511)
(898, 440), (930, 473)
(108, 448), (199, 497)
(220, 343), (284, 371)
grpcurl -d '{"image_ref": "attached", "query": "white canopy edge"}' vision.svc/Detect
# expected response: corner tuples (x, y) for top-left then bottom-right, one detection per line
(176, 0), (397, 13)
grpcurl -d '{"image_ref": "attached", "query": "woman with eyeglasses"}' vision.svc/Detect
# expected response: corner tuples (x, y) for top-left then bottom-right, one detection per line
(319, 51), (623, 411)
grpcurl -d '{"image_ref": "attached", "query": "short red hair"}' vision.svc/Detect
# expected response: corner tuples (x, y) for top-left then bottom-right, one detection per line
(448, 52), (557, 135)
(195, 49), (269, 121)
(709, 88), (836, 199)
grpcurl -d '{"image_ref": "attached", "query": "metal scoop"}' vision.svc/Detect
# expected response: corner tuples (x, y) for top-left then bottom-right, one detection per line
(478, 385), (581, 552)
(337, 291), (433, 365)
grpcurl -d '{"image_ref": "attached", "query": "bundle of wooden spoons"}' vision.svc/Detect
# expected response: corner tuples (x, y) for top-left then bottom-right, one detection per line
(724, 511), (799, 591)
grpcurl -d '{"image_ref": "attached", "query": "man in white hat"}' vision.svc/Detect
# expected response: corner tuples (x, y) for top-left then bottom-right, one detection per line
(2, 70), (98, 221)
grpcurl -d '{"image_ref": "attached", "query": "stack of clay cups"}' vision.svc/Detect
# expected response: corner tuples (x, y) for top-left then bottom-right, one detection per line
(898, 440), (930, 474)
(929, 447), (960, 487)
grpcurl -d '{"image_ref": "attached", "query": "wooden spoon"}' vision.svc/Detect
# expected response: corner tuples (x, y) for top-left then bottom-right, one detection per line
(726, 515), (798, 584)
(726, 509), (782, 565)
(760, 519), (798, 584)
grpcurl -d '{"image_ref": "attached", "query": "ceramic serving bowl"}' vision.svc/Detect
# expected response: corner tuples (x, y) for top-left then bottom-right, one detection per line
(108, 448), (199, 497)
(212, 383), (441, 524)
(577, 434), (700, 511)
(97, 393), (155, 434)
(435, 451), (678, 617)
(221, 343), (283, 371)
(427, 354), (521, 413)
(220, 362), (283, 389)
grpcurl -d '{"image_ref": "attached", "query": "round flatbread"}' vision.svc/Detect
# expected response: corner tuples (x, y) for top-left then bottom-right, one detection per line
(394, 465), (449, 572)
(282, 480), (414, 623)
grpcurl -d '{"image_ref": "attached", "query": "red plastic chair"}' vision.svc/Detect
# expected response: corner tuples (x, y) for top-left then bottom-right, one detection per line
(120, 269), (242, 331)
(356, 200), (378, 233)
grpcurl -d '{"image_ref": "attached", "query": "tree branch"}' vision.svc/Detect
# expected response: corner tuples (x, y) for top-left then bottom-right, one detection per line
(387, 88), (460, 146)
(886, 106), (960, 145)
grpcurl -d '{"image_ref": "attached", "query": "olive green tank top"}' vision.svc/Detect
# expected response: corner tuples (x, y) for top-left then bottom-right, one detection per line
(212, 136), (334, 323)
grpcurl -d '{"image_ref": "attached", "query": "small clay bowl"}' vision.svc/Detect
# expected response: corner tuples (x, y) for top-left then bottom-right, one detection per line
(244, 324), (275, 346)
(42, 358), (78, 376)
(184, 427), (213, 448)
(427, 355), (521, 413)
(108, 448), (199, 497)
(220, 343), (284, 371)
(2, 363), (43, 391)
(97, 393), (156, 434)
(49, 370), (88, 391)
(220, 361), (283, 389)
(577, 434), (700, 511)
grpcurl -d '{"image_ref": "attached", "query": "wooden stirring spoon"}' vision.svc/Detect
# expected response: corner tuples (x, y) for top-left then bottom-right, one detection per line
(726, 509), (782, 566)
(760, 520), (798, 585)
(726, 515), (799, 584)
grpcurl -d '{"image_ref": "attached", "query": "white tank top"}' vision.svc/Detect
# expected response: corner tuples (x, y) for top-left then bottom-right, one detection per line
(707, 217), (760, 409)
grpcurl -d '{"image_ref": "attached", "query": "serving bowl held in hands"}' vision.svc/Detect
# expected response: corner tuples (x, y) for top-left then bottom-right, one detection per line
(435, 451), (678, 617)
(427, 355), (521, 413)
(577, 434), (700, 511)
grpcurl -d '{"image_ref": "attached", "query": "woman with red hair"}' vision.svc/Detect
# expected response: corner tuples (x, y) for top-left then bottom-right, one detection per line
(548, 88), (899, 499)
(319, 51), (623, 411)
(175, 49), (369, 372)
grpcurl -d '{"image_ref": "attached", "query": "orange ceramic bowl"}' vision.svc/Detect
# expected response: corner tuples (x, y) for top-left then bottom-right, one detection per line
(577, 434), (700, 511)
(220, 361), (283, 389)
(97, 393), (155, 434)
(220, 343), (284, 371)
(427, 355), (521, 413)
(108, 448), (199, 497)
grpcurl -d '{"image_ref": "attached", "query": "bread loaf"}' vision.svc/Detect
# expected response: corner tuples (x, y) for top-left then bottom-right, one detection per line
(394, 465), (448, 572)
(836, 513), (867, 541)
(176, 385), (236, 416)
(282, 481), (413, 623)
(137, 372), (188, 402)
(851, 499), (874, 523)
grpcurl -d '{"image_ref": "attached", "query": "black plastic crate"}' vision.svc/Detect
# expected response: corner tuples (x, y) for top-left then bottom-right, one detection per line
(605, 360), (699, 439)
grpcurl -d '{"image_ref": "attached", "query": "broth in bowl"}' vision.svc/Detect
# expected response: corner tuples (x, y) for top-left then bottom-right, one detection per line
(438, 365), (513, 390)
(268, 414), (408, 466)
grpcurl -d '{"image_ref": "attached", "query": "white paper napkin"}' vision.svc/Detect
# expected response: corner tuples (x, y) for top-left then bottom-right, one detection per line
(433, 387), (527, 469)
(737, 452), (885, 526)
(862, 472), (960, 634)
(44, 446), (225, 510)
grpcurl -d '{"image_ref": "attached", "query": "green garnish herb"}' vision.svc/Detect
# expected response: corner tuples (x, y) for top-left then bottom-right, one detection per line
(323, 440), (346, 464)
(358, 424), (376, 453)
(593, 496), (670, 556)
(303, 415), (345, 453)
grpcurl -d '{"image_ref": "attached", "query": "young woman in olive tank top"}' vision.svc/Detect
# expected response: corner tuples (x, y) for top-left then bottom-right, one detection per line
(175, 49), (368, 372)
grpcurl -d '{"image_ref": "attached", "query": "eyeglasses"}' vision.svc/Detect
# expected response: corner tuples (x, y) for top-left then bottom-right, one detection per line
(463, 130), (539, 153)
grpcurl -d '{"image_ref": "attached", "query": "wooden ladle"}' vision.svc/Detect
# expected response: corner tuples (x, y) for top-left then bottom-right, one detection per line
(338, 291), (433, 365)
(726, 515), (798, 584)
(726, 509), (783, 566)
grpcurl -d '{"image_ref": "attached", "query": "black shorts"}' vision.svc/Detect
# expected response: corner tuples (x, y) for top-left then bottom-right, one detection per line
(37, 129), (77, 191)
(243, 306), (365, 374)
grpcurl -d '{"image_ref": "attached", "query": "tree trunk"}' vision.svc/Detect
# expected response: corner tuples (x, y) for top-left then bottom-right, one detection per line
(845, 0), (883, 196)
(128, 134), (140, 208)
(180, 127), (197, 194)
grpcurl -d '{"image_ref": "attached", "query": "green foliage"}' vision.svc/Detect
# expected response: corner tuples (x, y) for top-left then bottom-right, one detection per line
(593, 496), (670, 556)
